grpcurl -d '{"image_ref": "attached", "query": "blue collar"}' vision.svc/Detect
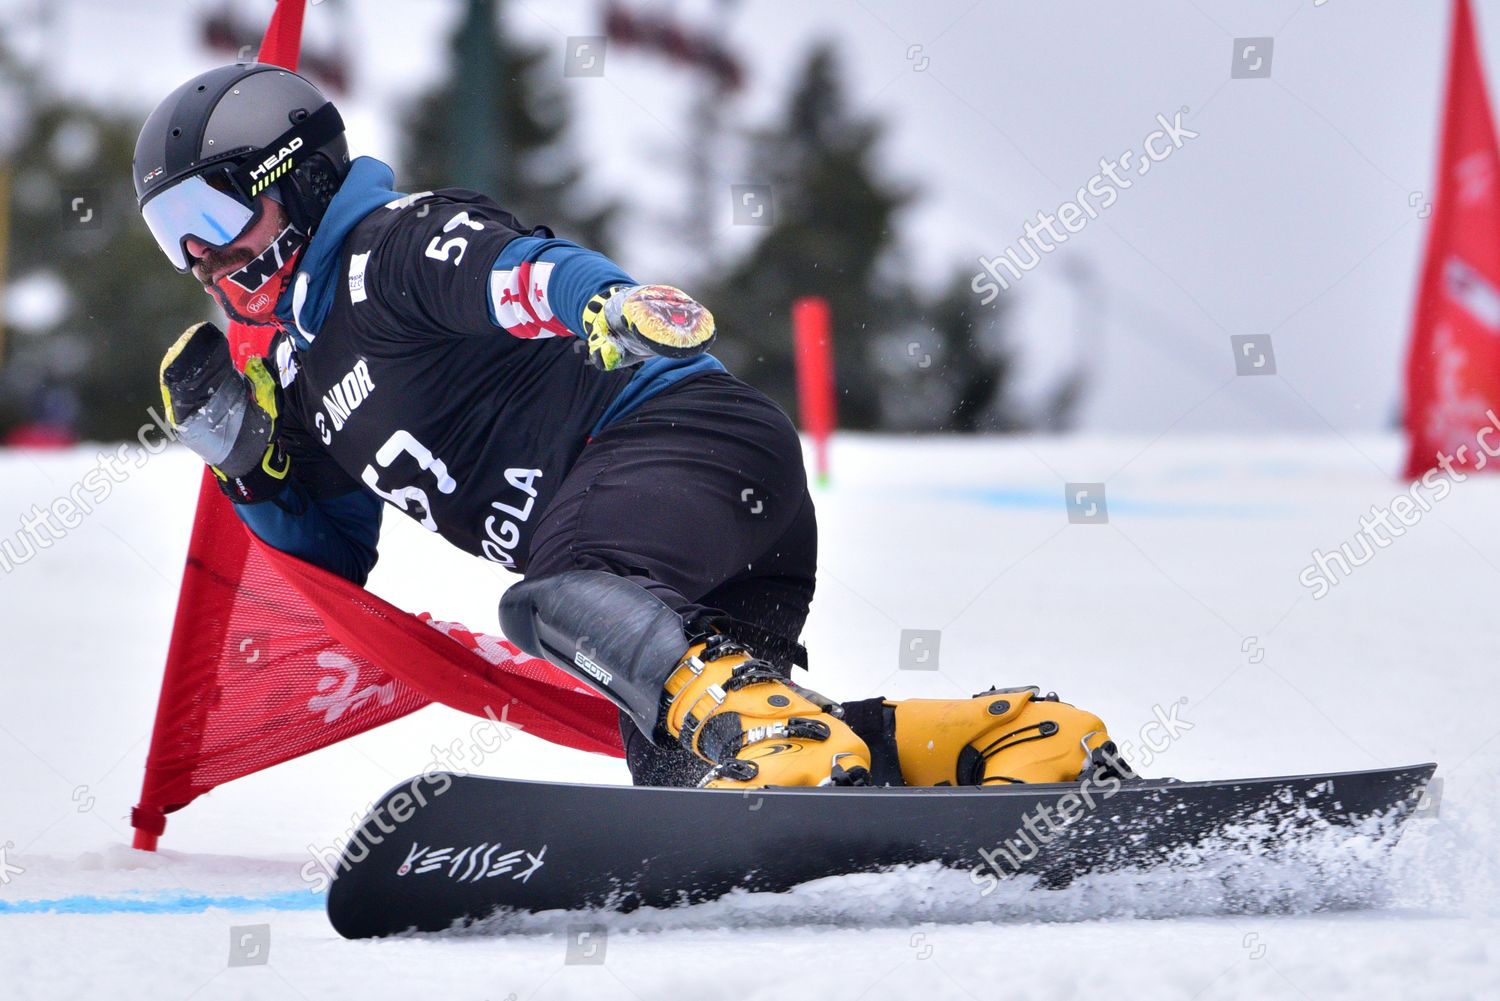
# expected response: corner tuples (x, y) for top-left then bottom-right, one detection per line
(275, 157), (405, 349)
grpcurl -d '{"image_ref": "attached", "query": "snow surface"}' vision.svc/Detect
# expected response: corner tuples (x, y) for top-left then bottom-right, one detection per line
(1, 436), (1497, 1000)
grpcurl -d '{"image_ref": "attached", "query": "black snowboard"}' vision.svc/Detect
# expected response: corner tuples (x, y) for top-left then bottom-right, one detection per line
(325, 762), (1435, 938)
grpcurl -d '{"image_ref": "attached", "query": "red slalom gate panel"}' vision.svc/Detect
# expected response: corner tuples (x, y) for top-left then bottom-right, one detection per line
(1405, 0), (1500, 479)
(131, 472), (623, 850)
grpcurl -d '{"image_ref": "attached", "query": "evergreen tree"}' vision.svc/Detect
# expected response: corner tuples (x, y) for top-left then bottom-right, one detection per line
(702, 43), (918, 429)
(916, 270), (1020, 432)
(0, 48), (208, 441)
(400, 0), (614, 250)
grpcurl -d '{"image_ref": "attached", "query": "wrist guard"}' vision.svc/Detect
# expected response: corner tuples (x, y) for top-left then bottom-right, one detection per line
(582, 284), (716, 371)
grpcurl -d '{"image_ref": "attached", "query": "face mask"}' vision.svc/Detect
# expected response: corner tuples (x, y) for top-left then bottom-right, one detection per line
(205, 224), (307, 327)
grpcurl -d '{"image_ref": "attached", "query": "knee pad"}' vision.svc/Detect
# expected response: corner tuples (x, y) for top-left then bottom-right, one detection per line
(499, 569), (696, 740)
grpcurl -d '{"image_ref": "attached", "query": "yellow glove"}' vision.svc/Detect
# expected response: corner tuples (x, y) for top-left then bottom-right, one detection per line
(582, 284), (716, 371)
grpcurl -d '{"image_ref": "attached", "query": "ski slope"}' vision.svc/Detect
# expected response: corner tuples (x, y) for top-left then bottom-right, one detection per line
(1, 435), (1496, 1000)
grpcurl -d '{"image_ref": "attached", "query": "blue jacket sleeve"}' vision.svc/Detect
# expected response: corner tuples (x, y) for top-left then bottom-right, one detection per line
(232, 482), (384, 587)
(489, 236), (635, 339)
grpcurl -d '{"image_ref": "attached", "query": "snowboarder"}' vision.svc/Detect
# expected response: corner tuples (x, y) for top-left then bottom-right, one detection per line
(136, 63), (1116, 790)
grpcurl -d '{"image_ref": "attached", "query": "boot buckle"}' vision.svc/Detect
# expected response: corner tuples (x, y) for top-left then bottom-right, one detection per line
(676, 683), (727, 737)
(821, 752), (872, 787)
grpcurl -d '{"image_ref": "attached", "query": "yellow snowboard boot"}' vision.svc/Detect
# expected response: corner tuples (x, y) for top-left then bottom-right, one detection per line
(661, 635), (872, 788)
(843, 687), (1120, 786)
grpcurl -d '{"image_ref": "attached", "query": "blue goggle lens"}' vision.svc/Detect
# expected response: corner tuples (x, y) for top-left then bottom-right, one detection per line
(140, 174), (257, 272)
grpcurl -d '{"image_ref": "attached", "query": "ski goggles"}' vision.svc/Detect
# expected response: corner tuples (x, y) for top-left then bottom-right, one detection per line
(140, 102), (343, 272)
(141, 173), (261, 272)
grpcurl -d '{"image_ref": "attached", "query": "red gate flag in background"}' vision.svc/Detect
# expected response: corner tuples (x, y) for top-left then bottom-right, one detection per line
(1404, 0), (1500, 478)
(792, 296), (836, 486)
(256, 0), (306, 70)
(223, 0), (305, 369)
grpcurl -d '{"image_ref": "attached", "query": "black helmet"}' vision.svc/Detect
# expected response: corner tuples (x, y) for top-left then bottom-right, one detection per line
(134, 63), (349, 270)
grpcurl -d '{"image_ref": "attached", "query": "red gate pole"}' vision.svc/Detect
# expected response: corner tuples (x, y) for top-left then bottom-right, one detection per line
(792, 296), (835, 487)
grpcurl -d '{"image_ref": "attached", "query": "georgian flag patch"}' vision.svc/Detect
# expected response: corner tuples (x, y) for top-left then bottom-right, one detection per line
(489, 260), (572, 340)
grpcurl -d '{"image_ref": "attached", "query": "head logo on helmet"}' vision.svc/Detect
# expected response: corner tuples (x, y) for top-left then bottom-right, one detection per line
(247, 136), (305, 195)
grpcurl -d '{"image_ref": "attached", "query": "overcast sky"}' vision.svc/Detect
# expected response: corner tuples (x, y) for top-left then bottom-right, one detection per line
(1, 0), (1480, 437)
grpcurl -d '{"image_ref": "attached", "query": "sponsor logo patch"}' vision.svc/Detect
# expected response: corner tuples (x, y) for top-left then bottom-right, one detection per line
(274, 337), (299, 388)
(314, 357), (375, 442)
(348, 251), (370, 304)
